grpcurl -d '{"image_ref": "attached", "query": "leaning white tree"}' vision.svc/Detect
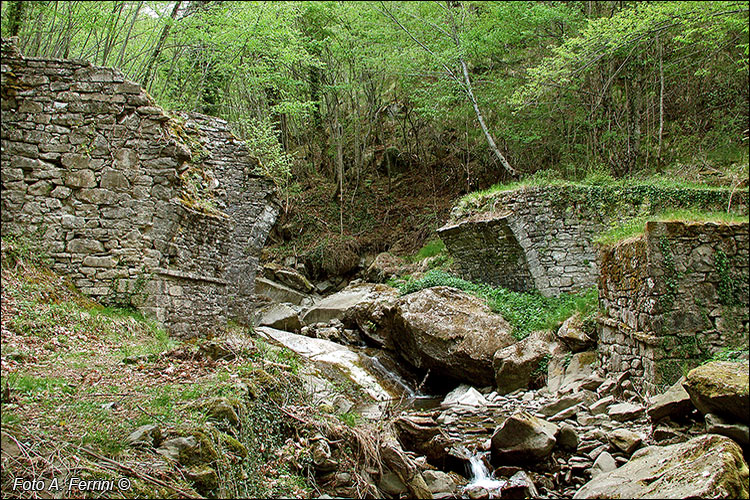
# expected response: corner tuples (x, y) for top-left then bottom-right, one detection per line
(377, 1), (519, 179)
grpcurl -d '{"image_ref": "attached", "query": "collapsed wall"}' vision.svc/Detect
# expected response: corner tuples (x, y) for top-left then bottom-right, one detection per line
(1, 38), (279, 337)
(438, 185), (748, 297)
(598, 220), (749, 394)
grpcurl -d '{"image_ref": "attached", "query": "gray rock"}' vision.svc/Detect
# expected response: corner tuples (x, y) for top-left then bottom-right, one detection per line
(441, 384), (488, 409)
(340, 284), (399, 349)
(706, 413), (750, 446)
(683, 361), (749, 424)
(257, 303), (302, 332)
(651, 426), (684, 443)
(556, 313), (594, 352)
(591, 451), (617, 478)
(558, 423), (579, 451)
(255, 277), (311, 306)
(423, 470), (456, 494)
(540, 392), (593, 417)
(502, 471), (539, 498)
(302, 283), (388, 326)
(494, 330), (554, 395)
(491, 411), (558, 464)
(574, 434), (749, 499)
(315, 280), (334, 294)
(608, 402), (644, 422)
(647, 377), (694, 422)
(608, 428), (642, 455)
(156, 436), (198, 462)
(549, 351), (598, 394)
(589, 395), (615, 415)
(389, 287), (515, 386)
(549, 404), (579, 422)
(275, 268), (314, 293)
(126, 424), (161, 447)
(378, 471), (407, 496)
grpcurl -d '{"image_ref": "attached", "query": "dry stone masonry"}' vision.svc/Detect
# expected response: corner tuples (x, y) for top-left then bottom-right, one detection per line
(597, 220), (749, 395)
(1, 38), (278, 337)
(438, 185), (748, 297)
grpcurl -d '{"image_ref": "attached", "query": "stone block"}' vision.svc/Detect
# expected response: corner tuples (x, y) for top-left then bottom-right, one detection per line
(100, 170), (130, 191)
(67, 238), (104, 254)
(82, 256), (116, 268)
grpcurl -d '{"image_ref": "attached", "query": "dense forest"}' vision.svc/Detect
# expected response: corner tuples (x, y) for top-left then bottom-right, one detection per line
(2, 2), (750, 499)
(3, 0), (748, 260)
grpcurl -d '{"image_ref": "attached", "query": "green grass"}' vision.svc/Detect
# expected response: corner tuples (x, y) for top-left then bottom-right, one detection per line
(460, 171), (743, 206)
(411, 239), (446, 261)
(392, 269), (598, 339)
(595, 209), (748, 245)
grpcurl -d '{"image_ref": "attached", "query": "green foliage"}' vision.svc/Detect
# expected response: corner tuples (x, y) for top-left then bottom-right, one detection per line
(705, 346), (749, 363)
(240, 117), (294, 188)
(1, 230), (51, 270)
(412, 239), (446, 261)
(338, 412), (360, 427)
(395, 269), (598, 339)
(531, 354), (551, 382)
(595, 209), (748, 245)
(716, 249), (747, 306)
(103, 271), (151, 310)
(658, 237), (680, 311)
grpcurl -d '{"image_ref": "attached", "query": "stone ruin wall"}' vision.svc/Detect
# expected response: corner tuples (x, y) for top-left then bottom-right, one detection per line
(598, 220), (749, 395)
(438, 185), (748, 297)
(1, 38), (279, 337)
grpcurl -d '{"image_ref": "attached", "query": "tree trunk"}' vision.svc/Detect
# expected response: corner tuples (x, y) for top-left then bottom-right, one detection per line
(6, 1), (26, 38)
(658, 35), (664, 163)
(142, 1), (182, 91)
(116, 1), (143, 68)
(335, 105), (345, 235)
(460, 59), (519, 178)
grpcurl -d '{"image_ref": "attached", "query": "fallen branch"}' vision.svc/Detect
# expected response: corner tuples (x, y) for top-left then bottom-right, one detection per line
(77, 446), (202, 499)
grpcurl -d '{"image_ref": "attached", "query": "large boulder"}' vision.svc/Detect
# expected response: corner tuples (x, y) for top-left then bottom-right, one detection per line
(490, 411), (558, 464)
(682, 361), (749, 424)
(302, 283), (395, 327)
(255, 277), (312, 306)
(387, 287), (515, 386)
(394, 415), (451, 463)
(647, 377), (694, 422)
(548, 351), (598, 394)
(574, 434), (749, 499)
(556, 313), (594, 352)
(706, 413), (750, 447)
(341, 284), (399, 349)
(493, 330), (553, 395)
(262, 263), (314, 293)
(256, 303), (302, 332)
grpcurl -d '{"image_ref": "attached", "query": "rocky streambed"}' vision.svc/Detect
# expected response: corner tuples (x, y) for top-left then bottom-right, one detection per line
(252, 265), (750, 499)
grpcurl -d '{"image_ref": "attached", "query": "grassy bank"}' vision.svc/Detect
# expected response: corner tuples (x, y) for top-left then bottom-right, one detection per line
(0, 237), (325, 498)
(390, 269), (598, 339)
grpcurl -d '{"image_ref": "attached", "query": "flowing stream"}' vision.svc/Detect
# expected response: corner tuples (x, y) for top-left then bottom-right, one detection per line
(466, 451), (506, 492)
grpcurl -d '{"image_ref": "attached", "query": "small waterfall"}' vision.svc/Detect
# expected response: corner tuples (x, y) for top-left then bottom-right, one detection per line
(466, 451), (506, 491)
(360, 353), (417, 400)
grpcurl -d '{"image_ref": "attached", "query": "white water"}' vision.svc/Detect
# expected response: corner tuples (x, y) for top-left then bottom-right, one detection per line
(467, 452), (506, 491)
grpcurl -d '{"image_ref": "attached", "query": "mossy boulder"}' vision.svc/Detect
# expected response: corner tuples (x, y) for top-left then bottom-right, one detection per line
(387, 286), (515, 386)
(185, 465), (218, 495)
(682, 361), (749, 424)
(156, 428), (219, 466)
(574, 434), (750, 499)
